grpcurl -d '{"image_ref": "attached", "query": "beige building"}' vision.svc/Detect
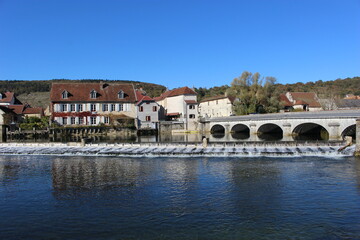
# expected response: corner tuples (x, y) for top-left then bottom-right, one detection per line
(199, 95), (236, 118)
(50, 83), (138, 127)
(155, 87), (199, 131)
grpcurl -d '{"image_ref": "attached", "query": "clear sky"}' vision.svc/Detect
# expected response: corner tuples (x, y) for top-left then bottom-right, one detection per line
(0, 0), (359, 89)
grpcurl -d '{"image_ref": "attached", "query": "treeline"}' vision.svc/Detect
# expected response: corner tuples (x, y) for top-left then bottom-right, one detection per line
(275, 77), (360, 98)
(195, 76), (360, 100)
(0, 79), (167, 98)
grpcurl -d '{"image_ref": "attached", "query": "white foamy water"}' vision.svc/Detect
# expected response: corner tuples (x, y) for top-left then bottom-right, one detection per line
(0, 142), (354, 157)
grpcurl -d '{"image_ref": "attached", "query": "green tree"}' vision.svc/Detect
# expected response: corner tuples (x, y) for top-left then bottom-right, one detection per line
(227, 71), (280, 115)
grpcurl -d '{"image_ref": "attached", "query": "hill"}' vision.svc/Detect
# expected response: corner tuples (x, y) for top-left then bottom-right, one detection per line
(195, 76), (360, 101)
(0, 79), (167, 108)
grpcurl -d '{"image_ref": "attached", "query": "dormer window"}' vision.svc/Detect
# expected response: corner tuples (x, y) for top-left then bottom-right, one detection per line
(90, 90), (97, 99)
(118, 90), (124, 99)
(62, 90), (69, 99)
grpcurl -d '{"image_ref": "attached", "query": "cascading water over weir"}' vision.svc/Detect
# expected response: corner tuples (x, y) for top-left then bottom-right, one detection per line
(0, 141), (355, 157)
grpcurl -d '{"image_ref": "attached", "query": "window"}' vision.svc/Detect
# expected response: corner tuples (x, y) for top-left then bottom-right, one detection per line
(71, 117), (76, 125)
(111, 104), (116, 112)
(62, 117), (67, 125)
(103, 104), (108, 112)
(189, 105), (195, 109)
(78, 117), (84, 125)
(153, 106), (157, 112)
(70, 104), (75, 111)
(90, 117), (97, 125)
(189, 114), (195, 119)
(146, 116), (151, 121)
(62, 90), (69, 99)
(90, 90), (97, 99)
(118, 90), (124, 99)
(104, 116), (109, 124)
(216, 100), (218, 105)
(118, 104), (123, 111)
(91, 104), (96, 112)
(61, 104), (67, 112)
(78, 104), (83, 112)
(139, 106), (143, 112)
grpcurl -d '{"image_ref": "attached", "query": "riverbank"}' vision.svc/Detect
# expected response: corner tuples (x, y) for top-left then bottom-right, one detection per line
(0, 141), (354, 157)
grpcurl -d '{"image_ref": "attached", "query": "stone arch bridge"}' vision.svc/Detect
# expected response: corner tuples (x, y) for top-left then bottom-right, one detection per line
(200, 110), (360, 141)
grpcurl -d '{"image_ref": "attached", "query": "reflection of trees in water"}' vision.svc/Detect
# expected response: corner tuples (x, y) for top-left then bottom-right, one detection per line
(0, 159), (21, 183)
(0, 156), (50, 185)
(51, 157), (155, 196)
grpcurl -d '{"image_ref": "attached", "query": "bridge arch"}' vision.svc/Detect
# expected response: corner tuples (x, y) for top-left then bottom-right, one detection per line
(231, 124), (250, 140)
(211, 124), (225, 138)
(257, 123), (283, 140)
(341, 124), (356, 140)
(292, 123), (329, 140)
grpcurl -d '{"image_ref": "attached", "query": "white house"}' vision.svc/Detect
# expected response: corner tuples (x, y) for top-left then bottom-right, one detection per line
(50, 82), (138, 127)
(199, 95), (236, 118)
(136, 90), (160, 130)
(155, 87), (199, 131)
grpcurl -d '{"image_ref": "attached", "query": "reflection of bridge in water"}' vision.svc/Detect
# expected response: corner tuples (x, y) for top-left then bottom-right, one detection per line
(201, 110), (360, 141)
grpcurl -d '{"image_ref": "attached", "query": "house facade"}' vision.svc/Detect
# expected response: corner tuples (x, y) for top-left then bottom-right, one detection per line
(50, 83), (137, 126)
(136, 90), (160, 130)
(155, 87), (199, 131)
(198, 95), (236, 118)
(283, 92), (322, 111)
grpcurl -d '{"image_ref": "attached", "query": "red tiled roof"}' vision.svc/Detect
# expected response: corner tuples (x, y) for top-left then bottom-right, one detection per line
(0, 105), (16, 114)
(166, 112), (180, 116)
(0, 92), (15, 103)
(23, 107), (44, 115)
(50, 83), (137, 102)
(135, 90), (154, 105)
(279, 94), (293, 107)
(289, 92), (321, 107)
(156, 87), (197, 101)
(7, 105), (25, 114)
(185, 100), (197, 104)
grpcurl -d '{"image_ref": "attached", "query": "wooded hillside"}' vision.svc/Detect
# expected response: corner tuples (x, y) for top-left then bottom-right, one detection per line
(196, 77), (360, 101)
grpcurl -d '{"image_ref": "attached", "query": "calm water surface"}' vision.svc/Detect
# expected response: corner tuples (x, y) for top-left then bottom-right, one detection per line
(1, 155), (360, 239)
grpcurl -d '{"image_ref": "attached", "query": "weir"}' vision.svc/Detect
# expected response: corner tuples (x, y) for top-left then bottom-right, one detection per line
(0, 141), (353, 157)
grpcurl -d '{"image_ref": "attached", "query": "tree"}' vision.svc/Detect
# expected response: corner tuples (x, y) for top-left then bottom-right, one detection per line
(227, 71), (280, 115)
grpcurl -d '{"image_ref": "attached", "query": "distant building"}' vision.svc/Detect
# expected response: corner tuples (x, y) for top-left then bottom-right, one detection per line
(155, 87), (198, 131)
(0, 92), (22, 106)
(50, 82), (137, 126)
(198, 95), (236, 118)
(135, 90), (160, 130)
(281, 92), (322, 111)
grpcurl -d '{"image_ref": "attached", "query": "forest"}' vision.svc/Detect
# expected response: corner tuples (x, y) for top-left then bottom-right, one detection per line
(195, 76), (360, 101)
(0, 79), (167, 98)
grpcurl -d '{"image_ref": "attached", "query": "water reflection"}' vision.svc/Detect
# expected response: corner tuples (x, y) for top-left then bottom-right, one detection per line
(1, 155), (360, 239)
(51, 157), (155, 197)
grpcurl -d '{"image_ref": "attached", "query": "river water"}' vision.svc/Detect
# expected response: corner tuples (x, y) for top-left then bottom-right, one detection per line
(1, 155), (360, 239)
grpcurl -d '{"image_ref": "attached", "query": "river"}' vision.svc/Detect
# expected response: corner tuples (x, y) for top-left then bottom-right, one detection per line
(1, 155), (360, 239)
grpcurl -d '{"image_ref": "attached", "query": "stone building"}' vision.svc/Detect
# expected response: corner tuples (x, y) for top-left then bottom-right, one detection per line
(50, 82), (137, 127)
(198, 95), (236, 118)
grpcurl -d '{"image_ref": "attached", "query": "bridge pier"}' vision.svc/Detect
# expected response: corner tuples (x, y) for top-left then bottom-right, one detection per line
(355, 119), (360, 157)
(282, 123), (292, 136)
(328, 122), (341, 141)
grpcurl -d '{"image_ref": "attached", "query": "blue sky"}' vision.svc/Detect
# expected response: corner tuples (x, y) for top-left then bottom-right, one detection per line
(0, 0), (359, 89)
